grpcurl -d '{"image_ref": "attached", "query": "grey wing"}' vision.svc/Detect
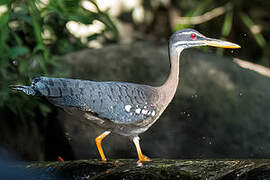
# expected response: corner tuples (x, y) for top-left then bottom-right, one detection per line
(86, 82), (160, 124)
(31, 77), (159, 124)
(32, 76), (89, 109)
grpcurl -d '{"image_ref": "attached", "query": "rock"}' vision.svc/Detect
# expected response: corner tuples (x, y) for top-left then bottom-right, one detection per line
(6, 159), (270, 179)
(57, 42), (270, 160)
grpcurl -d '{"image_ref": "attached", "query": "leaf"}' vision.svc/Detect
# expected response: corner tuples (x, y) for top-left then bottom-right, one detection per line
(10, 46), (29, 58)
(191, 0), (212, 16)
(18, 59), (30, 74)
(240, 12), (266, 47)
(183, 0), (212, 18)
(96, 12), (119, 40)
(67, 13), (95, 24)
(33, 44), (45, 53)
(222, 11), (233, 37)
(0, 0), (10, 6)
(0, 11), (9, 48)
(27, 0), (44, 46)
(175, 24), (193, 32)
(217, 10), (234, 56)
(37, 55), (48, 73)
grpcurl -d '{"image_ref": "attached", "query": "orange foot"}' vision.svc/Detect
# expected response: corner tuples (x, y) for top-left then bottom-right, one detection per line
(57, 156), (64, 162)
(133, 136), (151, 163)
(100, 159), (107, 163)
(138, 154), (151, 163)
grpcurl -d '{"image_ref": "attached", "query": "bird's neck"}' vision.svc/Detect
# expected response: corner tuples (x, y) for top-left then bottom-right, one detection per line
(158, 48), (182, 107)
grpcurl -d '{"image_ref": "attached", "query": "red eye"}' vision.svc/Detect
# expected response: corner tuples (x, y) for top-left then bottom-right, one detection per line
(190, 33), (197, 39)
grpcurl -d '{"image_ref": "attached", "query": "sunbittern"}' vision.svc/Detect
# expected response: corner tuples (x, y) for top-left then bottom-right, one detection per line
(11, 29), (240, 162)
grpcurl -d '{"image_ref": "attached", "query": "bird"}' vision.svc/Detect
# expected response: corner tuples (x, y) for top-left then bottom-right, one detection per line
(10, 29), (240, 162)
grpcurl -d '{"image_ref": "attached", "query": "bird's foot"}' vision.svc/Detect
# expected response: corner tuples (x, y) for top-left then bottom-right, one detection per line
(137, 154), (151, 163)
(57, 156), (65, 162)
(100, 158), (107, 163)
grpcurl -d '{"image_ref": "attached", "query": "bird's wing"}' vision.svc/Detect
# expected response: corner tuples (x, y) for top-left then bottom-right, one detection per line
(32, 77), (159, 124)
(84, 81), (160, 124)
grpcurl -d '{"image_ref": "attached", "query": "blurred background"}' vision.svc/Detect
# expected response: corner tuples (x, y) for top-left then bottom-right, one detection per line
(1, 0), (270, 161)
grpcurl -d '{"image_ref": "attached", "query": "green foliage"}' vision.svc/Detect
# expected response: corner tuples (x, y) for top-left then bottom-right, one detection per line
(0, 0), (118, 119)
(217, 10), (233, 55)
(240, 13), (265, 48)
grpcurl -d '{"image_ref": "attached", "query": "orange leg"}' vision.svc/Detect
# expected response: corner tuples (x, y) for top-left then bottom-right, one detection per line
(57, 156), (64, 162)
(133, 136), (151, 162)
(95, 131), (111, 161)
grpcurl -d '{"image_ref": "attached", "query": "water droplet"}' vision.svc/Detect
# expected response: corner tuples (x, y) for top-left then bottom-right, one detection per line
(12, 60), (18, 66)
(230, 50), (234, 53)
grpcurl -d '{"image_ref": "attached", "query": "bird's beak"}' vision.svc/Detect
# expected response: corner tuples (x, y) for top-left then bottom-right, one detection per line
(203, 38), (241, 49)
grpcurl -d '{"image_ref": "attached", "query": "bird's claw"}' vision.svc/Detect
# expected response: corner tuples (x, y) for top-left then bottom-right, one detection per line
(101, 159), (107, 163)
(138, 155), (151, 163)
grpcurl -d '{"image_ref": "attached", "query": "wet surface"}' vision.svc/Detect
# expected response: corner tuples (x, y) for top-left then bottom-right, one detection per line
(18, 159), (270, 179)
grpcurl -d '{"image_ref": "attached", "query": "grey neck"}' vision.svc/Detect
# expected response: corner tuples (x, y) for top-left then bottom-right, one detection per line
(158, 46), (182, 107)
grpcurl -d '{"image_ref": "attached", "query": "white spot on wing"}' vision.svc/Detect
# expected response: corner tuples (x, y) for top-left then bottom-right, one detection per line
(142, 109), (148, 115)
(125, 105), (132, 112)
(151, 110), (156, 116)
(135, 108), (141, 114)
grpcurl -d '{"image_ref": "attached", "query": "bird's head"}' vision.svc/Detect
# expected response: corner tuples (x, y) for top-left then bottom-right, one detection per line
(170, 29), (240, 53)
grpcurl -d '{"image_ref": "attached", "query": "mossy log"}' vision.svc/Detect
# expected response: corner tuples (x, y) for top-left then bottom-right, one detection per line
(5, 159), (270, 179)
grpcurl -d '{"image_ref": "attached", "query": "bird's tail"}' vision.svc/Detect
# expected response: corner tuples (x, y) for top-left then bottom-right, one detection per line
(9, 85), (39, 96)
